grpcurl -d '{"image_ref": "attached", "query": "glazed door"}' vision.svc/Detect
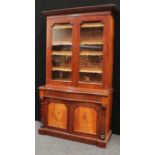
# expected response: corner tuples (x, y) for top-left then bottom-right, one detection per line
(46, 17), (75, 86)
(76, 16), (106, 88)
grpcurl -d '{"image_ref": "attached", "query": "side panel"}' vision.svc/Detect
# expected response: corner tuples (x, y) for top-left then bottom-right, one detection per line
(103, 14), (114, 89)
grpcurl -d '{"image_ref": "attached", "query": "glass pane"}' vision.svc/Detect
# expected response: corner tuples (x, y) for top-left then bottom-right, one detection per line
(51, 23), (72, 81)
(79, 22), (104, 83)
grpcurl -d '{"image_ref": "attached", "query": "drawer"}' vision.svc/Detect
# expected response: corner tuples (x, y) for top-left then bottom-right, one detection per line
(42, 89), (102, 104)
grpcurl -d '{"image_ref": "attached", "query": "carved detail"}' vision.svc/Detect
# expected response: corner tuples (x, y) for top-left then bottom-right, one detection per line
(100, 130), (105, 140)
(100, 109), (106, 139)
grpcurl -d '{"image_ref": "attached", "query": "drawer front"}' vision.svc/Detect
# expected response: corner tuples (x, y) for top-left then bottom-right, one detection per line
(43, 90), (102, 103)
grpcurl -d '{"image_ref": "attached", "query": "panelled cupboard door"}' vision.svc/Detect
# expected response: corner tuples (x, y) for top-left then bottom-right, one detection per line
(73, 106), (97, 135)
(47, 102), (67, 129)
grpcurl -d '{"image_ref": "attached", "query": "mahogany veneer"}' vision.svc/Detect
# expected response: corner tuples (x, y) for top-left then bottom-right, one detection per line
(38, 4), (116, 148)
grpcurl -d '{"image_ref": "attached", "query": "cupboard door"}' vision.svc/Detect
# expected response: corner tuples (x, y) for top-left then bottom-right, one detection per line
(47, 102), (67, 129)
(74, 106), (97, 135)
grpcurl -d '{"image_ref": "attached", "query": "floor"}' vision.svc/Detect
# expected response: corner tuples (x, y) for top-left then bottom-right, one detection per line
(35, 121), (120, 155)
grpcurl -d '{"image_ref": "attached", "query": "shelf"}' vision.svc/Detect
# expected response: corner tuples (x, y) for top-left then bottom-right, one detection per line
(52, 51), (102, 56)
(53, 24), (72, 29)
(80, 44), (103, 51)
(53, 23), (104, 30)
(80, 51), (103, 56)
(52, 67), (71, 72)
(80, 41), (103, 45)
(52, 42), (103, 46)
(52, 67), (102, 73)
(52, 51), (72, 56)
(80, 68), (102, 73)
(52, 23), (104, 29)
(79, 81), (102, 84)
(81, 23), (104, 28)
(53, 42), (72, 46)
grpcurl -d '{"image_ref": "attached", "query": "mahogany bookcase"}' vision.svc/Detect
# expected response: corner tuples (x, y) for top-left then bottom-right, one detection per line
(38, 4), (117, 148)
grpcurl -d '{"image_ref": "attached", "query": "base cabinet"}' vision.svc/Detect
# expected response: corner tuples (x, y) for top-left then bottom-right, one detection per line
(39, 88), (113, 148)
(42, 99), (101, 137)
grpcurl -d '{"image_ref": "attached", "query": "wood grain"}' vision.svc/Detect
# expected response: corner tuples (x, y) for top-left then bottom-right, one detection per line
(48, 102), (67, 129)
(74, 106), (97, 135)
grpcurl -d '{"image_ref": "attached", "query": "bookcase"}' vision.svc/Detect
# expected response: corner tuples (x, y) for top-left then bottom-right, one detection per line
(38, 4), (116, 148)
